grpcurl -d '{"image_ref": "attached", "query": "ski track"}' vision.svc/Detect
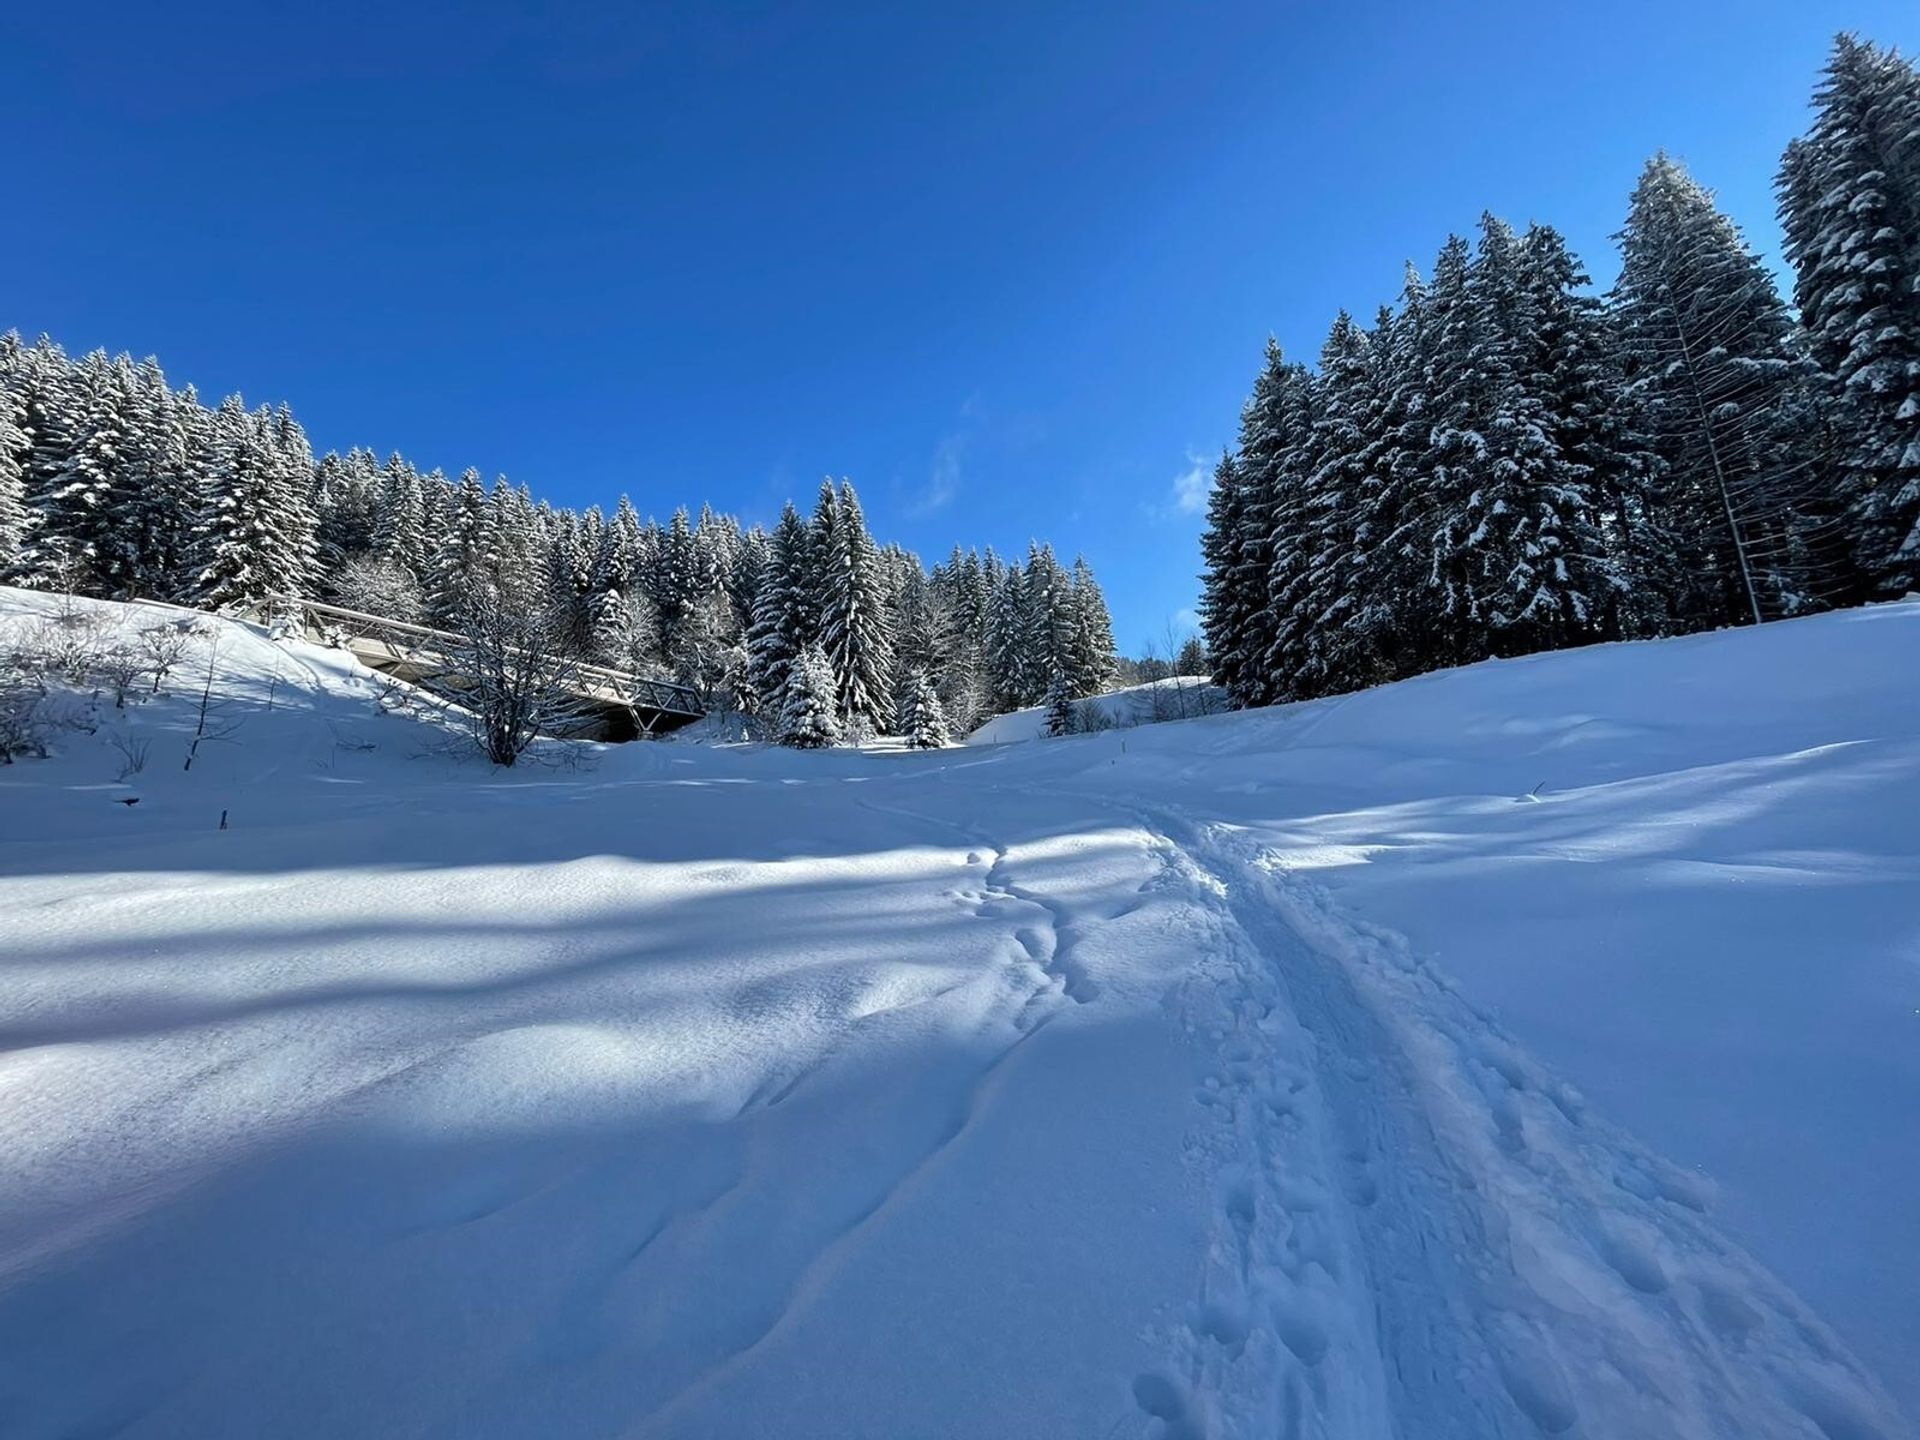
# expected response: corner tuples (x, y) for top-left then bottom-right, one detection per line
(943, 767), (1908, 1440)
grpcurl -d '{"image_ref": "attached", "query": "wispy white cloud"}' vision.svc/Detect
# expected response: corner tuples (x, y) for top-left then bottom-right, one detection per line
(1172, 606), (1200, 633)
(1145, 450), (1214, 522)
(911, 433), (965, 516)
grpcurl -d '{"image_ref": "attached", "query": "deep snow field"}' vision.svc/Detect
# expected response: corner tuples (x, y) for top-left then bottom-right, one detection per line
(0, 586), (1915, 1439)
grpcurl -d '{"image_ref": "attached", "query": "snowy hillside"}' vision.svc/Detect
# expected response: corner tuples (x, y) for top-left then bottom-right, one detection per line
(1, 587), (1915, 1439)
(967, 673), (1227, 744)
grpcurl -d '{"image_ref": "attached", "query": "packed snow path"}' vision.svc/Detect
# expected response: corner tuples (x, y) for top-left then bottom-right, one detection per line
(1, 590), (1915, 1437)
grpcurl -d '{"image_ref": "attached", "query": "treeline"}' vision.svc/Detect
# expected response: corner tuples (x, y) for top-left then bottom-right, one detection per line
(1201, 33), (1920, 709)
(0, 337), (1116, 743)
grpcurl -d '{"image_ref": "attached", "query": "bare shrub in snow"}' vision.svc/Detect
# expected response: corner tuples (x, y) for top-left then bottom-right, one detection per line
(444, 592), (588, 767)
(108, 731), (151, 781)
(138, 619), (201, 696)
(0, 675), (51, 762)
(96, 648), (147, 709)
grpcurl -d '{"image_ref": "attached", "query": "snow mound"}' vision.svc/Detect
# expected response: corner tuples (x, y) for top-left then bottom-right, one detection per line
(967, 673), (1226, 744)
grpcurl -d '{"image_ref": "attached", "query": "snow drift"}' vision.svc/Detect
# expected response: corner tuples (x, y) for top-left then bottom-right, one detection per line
(0, 586), (1914, 1438)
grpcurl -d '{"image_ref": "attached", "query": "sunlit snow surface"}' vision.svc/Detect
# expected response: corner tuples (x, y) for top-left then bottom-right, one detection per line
(0, 587), (1914, 1438)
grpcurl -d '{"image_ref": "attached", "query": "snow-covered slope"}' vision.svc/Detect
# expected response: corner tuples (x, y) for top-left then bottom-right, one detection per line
(967, 673), (1227, 744)
(1, 587), (1915, 1438)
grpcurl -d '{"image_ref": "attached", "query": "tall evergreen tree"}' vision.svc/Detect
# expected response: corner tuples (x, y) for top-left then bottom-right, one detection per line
(1778, 35), (1920, 592)
(816, 481), (895, 732)
(194, 398), (312, 609)
(745, 502), (815, 717)
(1618, 153), (1842, 624)
(0, 384), (26, 568)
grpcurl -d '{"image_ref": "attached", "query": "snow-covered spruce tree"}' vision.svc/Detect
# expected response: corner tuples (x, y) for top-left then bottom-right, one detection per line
(1064, 555), (1116, 696)
(1618, 152), (1844, 625)
(1211, 338), (1314, 706)
(0, 384), (31, 569)
(986, 558), (1033, 710)
(900, 668), (950, 749)
(1516, 224), (1663, 638)
(586, 494), (643, 662)
(1198, 449), (1248, 698)
(372, 453), (428, 589)
(888, 558), (942, 716)
(1248, 352), (1323, 702)
(17, 350), (131, 593)
(4, 336), (82, 588)
(1276, 311), (1386, 698)
(778, 642), (842, 748)
(1043, 670), (1076, 737)
(745, 502), (815, 717)
(193, 397), (314, 610)
(1347, 269), (1438, 677)
(815, 481), (895, 733)
(1396, 223), (1587, 666)
(313, 447), (381, 582)
(429, 468), (495, 623)
(486, 477), (542, 611)
(1778, 35), (1920, 594)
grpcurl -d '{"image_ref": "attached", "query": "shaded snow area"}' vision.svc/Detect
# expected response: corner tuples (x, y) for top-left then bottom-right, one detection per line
(968, 673), (1228, 744)
(1, 586), (1915, 1439)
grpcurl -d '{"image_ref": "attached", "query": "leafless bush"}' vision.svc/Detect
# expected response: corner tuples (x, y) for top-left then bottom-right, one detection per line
(138, 620), (200, 695)
(96, 647), (147, 708)
(0, 676), (51, 762)
(1071, 699), (1117, 733)
(108, 731), (151, 781)
(444, 593), (590, 766)
(17, 611), (111, 685)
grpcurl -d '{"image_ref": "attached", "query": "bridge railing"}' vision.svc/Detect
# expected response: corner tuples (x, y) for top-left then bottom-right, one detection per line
(261, 594), (704, 720)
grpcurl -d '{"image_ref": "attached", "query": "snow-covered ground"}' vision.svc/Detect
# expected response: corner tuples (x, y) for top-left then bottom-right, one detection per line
(1, 586), (1915, 1438)
(968, 673), (1227, 744)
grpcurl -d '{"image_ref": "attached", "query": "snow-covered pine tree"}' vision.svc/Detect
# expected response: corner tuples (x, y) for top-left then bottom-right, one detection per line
(1249, 354), (1322, 702)
(1277, 311), (1383, 697)
(901, 668), (950, 749)
(586, 494), (643, 661)
(1777, 35), (1920, 594)
(887, 557), (941, 717)
(1347, 269), (1435, 676)
(313, 447), (381, 581)
(106, 357), (200, 600)
(429, 468), (495, 622)
(1618, 152), (1843, 626)
(19, 349), (129, 592)
(484, 477), (539, 610)
(986, 559), (1032, 711)
(372, 454), (428, 590)
(816, 481), (895, 733)
(1043, 670), (1076, 737)
(193, 398), (312, 610)
(1230, 339), (1314, 705)
(1198, 449), (1247, 698)
(745, 502), (815, 716)
(1064, 555), (1116, 696)
(1467, 215), (1616, 656)
(0, 384), (26, 568)
(4, 336), (81, 587)
(266, 404), (320, 598)
(778, 643), (842, 748)
(1516, 224), (1660, 637)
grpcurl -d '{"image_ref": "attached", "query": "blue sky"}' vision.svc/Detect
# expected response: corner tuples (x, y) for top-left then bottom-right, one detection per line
(5, 2), (1916, 651)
